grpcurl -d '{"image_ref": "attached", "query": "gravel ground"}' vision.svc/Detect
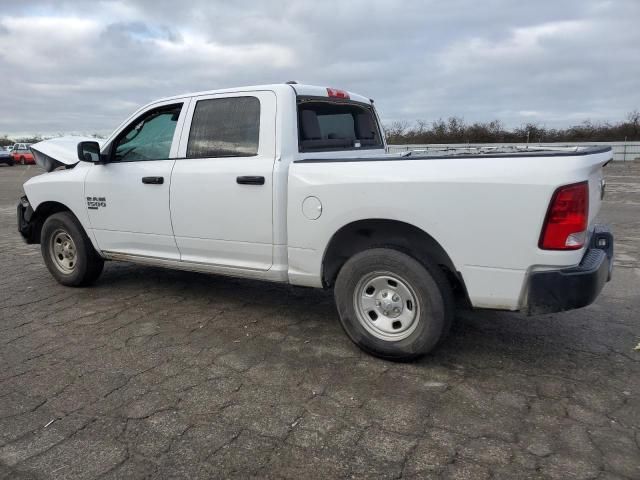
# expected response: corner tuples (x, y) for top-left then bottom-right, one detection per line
(0, 161), (639, 480)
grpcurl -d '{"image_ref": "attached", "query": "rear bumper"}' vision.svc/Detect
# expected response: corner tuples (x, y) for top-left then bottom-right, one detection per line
(525, 225), (613, 315)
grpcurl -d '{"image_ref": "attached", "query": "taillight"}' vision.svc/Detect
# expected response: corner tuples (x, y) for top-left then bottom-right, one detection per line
(326, 88), (349, 99)
(539, 181), (589, 250)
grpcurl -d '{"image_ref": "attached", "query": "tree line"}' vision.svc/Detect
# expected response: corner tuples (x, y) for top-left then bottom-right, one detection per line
(0, 135), (43, 147)
(384, 111), (640, 144)
(2, 111), (640, 147)
(0, 134), (103, 148)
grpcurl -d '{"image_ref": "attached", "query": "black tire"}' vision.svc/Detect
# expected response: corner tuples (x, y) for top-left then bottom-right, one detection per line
(8, 159), (14, 166)
(41, 212), (104, 286)
(334, 248), (454, 361)
(19, 156), (25, 165)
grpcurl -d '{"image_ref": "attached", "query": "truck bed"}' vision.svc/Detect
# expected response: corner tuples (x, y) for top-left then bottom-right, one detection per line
(295, 145), (612, 163)
(287, 144), (613, 311)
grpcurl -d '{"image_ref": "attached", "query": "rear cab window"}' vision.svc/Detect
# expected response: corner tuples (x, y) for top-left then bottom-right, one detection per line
(297, 97), (383, 152)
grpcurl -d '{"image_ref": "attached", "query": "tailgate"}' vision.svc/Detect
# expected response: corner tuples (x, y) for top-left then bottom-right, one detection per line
(584, 148), (612, 227)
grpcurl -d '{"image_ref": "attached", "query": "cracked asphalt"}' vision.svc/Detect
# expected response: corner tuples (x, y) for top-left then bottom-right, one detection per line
(0, 161), (639, 480)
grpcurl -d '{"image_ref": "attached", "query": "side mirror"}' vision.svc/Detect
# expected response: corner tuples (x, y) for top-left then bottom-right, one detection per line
(77, 141), (103, 163)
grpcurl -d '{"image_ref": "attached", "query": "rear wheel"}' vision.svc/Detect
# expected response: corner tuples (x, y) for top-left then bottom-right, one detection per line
(334, 248), (453, 360)
(41, 212), (104, 286)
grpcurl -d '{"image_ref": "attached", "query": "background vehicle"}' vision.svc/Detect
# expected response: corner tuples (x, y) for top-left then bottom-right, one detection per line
(0, 146), (14, 166)
(11, 143), (35, 164)
(18, 83), (613, 360)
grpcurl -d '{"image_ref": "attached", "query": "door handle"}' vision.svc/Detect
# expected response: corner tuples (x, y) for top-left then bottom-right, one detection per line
(236, 176), (265, 185)
(142, 176), (164, 184)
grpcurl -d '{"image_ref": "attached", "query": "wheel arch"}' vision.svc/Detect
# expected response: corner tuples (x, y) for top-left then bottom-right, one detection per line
(28, 201), (76, 244)
(321, 218), (469, 304)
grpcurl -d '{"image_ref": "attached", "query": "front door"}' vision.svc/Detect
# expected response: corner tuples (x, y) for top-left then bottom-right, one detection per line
(85, 100), (189, 260)
(170, 91), (276, 270)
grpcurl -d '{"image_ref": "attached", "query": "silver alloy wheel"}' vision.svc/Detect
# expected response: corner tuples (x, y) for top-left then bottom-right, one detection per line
(353, 271), (420, 341)
(49, 229), (77, 274)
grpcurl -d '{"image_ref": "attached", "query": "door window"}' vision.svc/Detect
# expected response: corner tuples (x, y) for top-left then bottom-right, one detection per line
(186, 97), (260, 158)
(112, 104), (182, 162)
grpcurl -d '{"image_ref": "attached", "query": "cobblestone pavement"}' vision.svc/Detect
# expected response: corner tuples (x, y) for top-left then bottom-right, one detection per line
(0, 162), (639, 479)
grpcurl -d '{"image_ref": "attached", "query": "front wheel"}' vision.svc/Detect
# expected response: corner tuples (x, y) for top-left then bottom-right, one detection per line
(41, 212), (104, 286)
(334, 248), (453, 361)
(19, 156), (25, 165)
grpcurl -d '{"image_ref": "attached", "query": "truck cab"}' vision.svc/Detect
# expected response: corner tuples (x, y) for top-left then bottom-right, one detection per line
(23, 84), (385, 274)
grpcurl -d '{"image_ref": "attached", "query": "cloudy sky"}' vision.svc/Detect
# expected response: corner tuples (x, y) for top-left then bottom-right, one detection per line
(0, 0), (638, 136)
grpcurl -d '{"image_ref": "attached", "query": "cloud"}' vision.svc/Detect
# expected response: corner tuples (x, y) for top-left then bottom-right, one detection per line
(439, 20), (592, 70)
(0, 0), (638, 135)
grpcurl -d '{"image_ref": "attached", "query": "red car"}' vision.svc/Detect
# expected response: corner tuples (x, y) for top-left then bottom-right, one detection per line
(11, 143), (35, 165)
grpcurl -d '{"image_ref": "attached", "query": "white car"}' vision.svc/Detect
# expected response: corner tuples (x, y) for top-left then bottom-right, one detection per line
(18, 83), (613, 360)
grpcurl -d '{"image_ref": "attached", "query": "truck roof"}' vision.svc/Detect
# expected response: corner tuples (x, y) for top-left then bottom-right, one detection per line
(156, 83), (372, 105)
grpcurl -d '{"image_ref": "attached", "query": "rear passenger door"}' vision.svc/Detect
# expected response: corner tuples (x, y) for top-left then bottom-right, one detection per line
(170, 91), (276, 270)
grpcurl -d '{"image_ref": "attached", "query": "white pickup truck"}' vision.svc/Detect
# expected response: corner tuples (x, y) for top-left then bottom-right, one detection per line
(18, 83), (614, 360)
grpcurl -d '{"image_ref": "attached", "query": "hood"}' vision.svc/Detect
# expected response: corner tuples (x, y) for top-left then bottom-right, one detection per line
(30, 136), (104, 172)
